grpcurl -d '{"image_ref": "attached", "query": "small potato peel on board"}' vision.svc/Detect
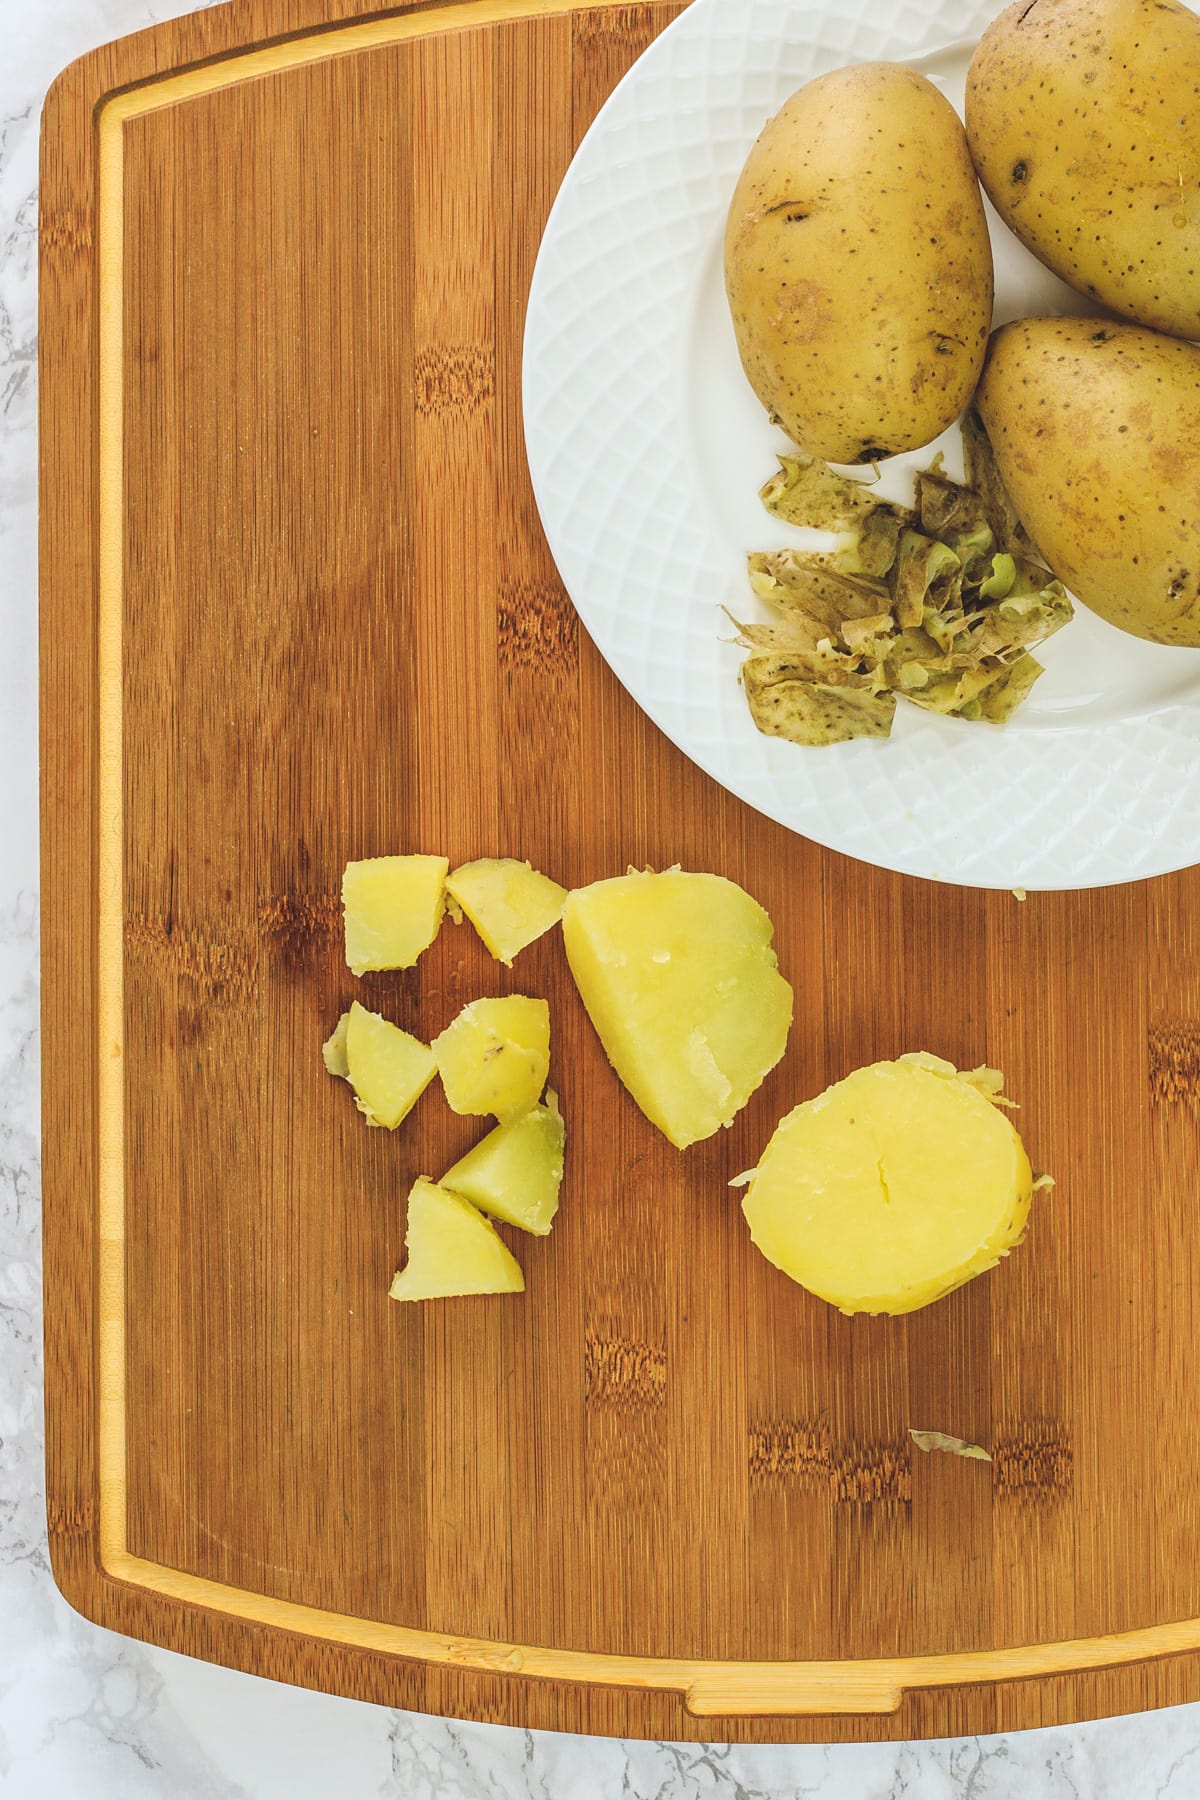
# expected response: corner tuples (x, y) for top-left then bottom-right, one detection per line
(39, 0), (1200, 1743)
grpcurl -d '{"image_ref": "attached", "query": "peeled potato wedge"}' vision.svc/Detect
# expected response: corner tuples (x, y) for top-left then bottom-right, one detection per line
(389, 1177), (525, 1301)
(343, 1001), (437, 1130)
(446, 858), (568, 966)
(440, 1093), (565, 1236)
(432, 995), (551, 1123)
(342, 854), (448, 976)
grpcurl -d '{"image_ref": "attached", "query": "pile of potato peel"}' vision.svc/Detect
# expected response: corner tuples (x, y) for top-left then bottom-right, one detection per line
(735, 429), (1073, 747)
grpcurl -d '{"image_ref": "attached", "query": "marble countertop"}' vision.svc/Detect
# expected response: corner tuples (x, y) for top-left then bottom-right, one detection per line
(5, 1), (1200, 1793)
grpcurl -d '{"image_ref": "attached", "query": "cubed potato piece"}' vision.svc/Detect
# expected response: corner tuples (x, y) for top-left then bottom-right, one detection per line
(321, 1010), (351, 1078)
(344, 1000), (436, 1129)
(342, 854), (448, 976)
(561, 869), (792, 1149)
(440, 1091), (565, 1235)
(446, 858), (568, 966)
(432, 996), (550, 1123)
(389, 1177), (525, 1301)
(741, 1054), (1036, 1315)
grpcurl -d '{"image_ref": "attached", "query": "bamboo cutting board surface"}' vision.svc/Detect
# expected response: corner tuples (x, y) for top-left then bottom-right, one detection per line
(39, 0), (1200, 1742)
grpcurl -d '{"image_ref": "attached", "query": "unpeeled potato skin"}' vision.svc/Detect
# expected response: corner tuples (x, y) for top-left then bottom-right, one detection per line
(724, 62), (993, 464)
(974, 317), (1200, 646)
(965, 0), (1200, 340)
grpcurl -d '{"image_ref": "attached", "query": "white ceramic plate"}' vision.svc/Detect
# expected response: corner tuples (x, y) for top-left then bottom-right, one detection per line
(522, 0), (1200, 890)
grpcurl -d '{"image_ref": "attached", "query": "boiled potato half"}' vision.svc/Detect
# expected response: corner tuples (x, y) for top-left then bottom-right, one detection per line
(974, 317), (1200, 645)
(966, 0), (1200, 339)
(725, 62), (993, 463)
(562, 868), (792, 1149)
(741, 1054), (1036, 1315)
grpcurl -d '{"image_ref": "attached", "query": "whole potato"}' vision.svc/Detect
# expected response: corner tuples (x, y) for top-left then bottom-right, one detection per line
(965, 0), (1200, 340)
(724, 63), (993, 464)
(974, 317), (1200, 646)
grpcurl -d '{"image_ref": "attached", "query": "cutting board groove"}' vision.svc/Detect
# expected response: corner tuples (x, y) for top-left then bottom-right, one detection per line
(40, 0), (1200, 1741)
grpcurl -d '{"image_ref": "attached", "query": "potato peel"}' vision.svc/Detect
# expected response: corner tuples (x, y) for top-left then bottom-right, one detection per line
(909, 1429), (993, 1462)
(744, 451), (1074, 744)
(741, 658), (896, 745)
(758, 453), (876, 531)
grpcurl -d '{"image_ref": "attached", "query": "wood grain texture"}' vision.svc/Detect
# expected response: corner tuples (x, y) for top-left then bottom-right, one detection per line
(38, 0), (1200, 1741)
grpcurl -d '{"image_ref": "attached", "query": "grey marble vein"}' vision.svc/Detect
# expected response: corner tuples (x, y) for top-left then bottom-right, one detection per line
(4, 0), (1200, 1794)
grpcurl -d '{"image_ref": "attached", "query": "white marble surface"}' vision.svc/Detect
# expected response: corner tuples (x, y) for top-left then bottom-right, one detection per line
(5, 1), (1200, 1793)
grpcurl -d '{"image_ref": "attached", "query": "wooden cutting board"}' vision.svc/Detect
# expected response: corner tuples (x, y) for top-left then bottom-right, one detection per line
(39, 0), (1200, 1743)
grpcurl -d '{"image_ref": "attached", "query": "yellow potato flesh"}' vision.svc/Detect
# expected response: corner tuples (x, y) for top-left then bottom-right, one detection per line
(389, 1177), (524, 1301)
(561, 870), (792, 1150)
(342, 854), (448, 977)
(432, 995), (551, 1123)
(440, 1093), (565, 1236)
(742, 1057), (1033, 1315)
(446, 858), (568, 966)
(344, 1001), (436, 1130)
